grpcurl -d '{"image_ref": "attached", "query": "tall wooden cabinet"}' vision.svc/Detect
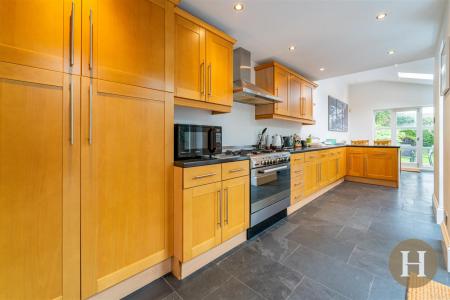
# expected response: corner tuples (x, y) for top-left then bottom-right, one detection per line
(174, 9), (235, 113)
(80, 79), (173, 298)
(81, 0), (168, 91)
(0, 63), (81, 299)
(0, 0), (82, 74)
(255, 61), (318, 124)
(0, 0), (176, 299)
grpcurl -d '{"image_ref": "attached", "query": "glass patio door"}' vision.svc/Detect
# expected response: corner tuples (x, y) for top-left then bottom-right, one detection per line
(395, 109), (419, 169)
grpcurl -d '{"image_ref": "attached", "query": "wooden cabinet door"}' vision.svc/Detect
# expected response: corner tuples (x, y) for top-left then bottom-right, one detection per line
(0, 0), (82, 74)
(205, 31), (233, 106)
(81, 78), (171, 298)
(274, 67), (289, 115)
(82, 0), (166, 90)
(0, 63), (80, 299)
(346, 149), (366, 177)
(175, 15), (206, 101)
(326, 155), (338, 184)
(183, 182), (222, 261)
(366, 149), (398, 181)
(337, 154), (346, 179)
(222, 176), (249, 242)
(303, 161), (318, 197)
(301, 82), (314, 120)
(288, 75), (302, 118)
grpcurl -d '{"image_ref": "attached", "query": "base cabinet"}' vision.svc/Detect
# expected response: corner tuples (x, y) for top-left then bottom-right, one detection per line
(346, 147), (399, 186)
(174, 161), (249, 269)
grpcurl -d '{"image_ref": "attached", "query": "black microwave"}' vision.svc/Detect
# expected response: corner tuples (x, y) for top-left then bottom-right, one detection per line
(174, 124), (222, 160)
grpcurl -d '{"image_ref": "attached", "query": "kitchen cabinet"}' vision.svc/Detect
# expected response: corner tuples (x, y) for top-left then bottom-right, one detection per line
(174, 161), (249, 278)
(303, 161), (318, 197)
(0, 63), (80, 299)
(182, 182), (223, 260)
(174, 8), (235, 113)
(221, 176), (250, 241)
(337, 149), (347, 179)
(301, 82), (314, 120)
(274, 67), (290, 115)
(80, 78), (172, 298)
(346, 147), (399, 187)
(289, 74), (302, 118)
(174, 15), (205, 101)
(81, 0), (169, 91)
(365, 148), (398, 181)
(346, 148), (366, 177)
(0, 0), (82, 74)
(291, 154), (305, 203)
(255, 61), (317, 124)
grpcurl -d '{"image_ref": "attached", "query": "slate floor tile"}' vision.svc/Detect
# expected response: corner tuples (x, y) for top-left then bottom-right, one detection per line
(122, 278), (174, 300)
(286, 227), (355, 262)
(283, 245), (374, 300)
(286, 215), (343, 238)
(287, 277), (350, 300)
(203, 277), (264, 300)
(218, 246), (303, 300)
(247, 230), (299, 263)
(368, 276), (405, 300)
(164, 263), (231, 300)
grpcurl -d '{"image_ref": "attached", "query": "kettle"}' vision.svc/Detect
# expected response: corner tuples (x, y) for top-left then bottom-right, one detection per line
(272, 134), (282, 148)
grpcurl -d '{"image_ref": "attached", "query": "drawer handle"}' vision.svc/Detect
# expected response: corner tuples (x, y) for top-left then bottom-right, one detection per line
(193, 173), (217, 179)
(294, 183), (302, 187)
(294, 170), (303, 174)
(229, 168), (244, 173)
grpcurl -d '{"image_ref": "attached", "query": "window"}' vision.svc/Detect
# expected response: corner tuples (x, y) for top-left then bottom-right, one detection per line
(374, 110), (392, 140)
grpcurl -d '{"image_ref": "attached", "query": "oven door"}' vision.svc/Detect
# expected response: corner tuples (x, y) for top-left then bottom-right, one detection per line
(250, 162), (291, 215)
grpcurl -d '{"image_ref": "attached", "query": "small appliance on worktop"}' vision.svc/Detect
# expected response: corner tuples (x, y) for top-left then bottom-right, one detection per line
(174, 124), (222, 160)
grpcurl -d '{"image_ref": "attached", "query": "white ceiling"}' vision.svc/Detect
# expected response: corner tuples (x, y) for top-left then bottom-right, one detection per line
(179, 0), (445, 80)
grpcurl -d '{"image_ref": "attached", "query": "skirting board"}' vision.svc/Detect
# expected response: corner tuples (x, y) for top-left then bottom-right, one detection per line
(344, 176), (398, 188)
(441, 222), (450, 272)
(172, 232), (246, 279)
(88, 258), (172, 300)
(433, 193), (445, 224)
(287, 179), (344, 215)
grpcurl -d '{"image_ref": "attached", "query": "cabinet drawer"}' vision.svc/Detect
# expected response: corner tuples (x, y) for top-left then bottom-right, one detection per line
(222, 161), (249, 180)
(347, 147), (366, 154)
(291, 153), (305, 165)
(366, 148), (397, 156)
(291, 187), (303, 203)
(305, 151), (320, 162)
(184, 164), (222, 188)
(292, 167), (304, 177)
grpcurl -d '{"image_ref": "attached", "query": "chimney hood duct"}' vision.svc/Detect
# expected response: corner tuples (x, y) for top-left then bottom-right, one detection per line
(233, 47), (282, 105)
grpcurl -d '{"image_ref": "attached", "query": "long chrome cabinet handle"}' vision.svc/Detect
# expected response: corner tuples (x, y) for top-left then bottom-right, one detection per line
(70, 79), (74, 145)
(200, 61), (205, 95)
(193, 173), (216, 179)
(89, 80), (93, 144)
(208, 64), (212, 96)
(89, 9), (93, 69)
(225, 188), (229, 225)
(70, 1), (75, 66)
(229, 168), (243, 173)
(217, 190), (222, 226)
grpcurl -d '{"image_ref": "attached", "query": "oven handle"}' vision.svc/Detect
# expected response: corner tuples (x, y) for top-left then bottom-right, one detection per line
(259, 165), (288, 173)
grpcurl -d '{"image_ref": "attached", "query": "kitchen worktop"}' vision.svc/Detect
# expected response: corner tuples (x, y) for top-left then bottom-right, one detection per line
(290, 144), (400, 154)
(174, 155), (250, 168)
(174, 145), (400, 168)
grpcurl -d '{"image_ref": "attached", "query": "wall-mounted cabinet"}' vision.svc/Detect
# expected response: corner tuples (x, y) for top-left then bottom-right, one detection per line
(174, 8), (235, 114)
(255, 61), (318, 124)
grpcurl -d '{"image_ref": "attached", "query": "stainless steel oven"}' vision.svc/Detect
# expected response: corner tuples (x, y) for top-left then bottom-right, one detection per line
(248, 151), (290, 237)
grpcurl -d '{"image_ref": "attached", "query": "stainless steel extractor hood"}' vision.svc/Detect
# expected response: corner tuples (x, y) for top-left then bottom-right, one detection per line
(233, 47), (282, 105)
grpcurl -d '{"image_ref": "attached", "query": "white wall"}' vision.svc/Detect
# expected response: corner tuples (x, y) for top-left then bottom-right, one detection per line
(348, 81), (433, 142)
(174, 75), (350, 147)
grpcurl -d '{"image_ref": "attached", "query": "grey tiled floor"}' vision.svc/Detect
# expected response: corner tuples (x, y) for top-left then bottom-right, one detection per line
(123, 172), (448, 300)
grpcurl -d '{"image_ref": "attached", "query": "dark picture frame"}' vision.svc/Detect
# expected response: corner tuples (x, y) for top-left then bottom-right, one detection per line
(328, 96), (348, 132)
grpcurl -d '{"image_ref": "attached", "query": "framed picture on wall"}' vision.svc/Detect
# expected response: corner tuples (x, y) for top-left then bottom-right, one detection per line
(328, 96), (348, 132)
(440, 38), (449, 96)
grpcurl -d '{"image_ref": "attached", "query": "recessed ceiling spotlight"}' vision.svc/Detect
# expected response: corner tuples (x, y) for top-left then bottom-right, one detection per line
(319, 67), (325, 72)
(388, 49), (395, 55)
(233, 3), (244, 11)
(289, 45), (295, 51)
(376, 12), (387, 20)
